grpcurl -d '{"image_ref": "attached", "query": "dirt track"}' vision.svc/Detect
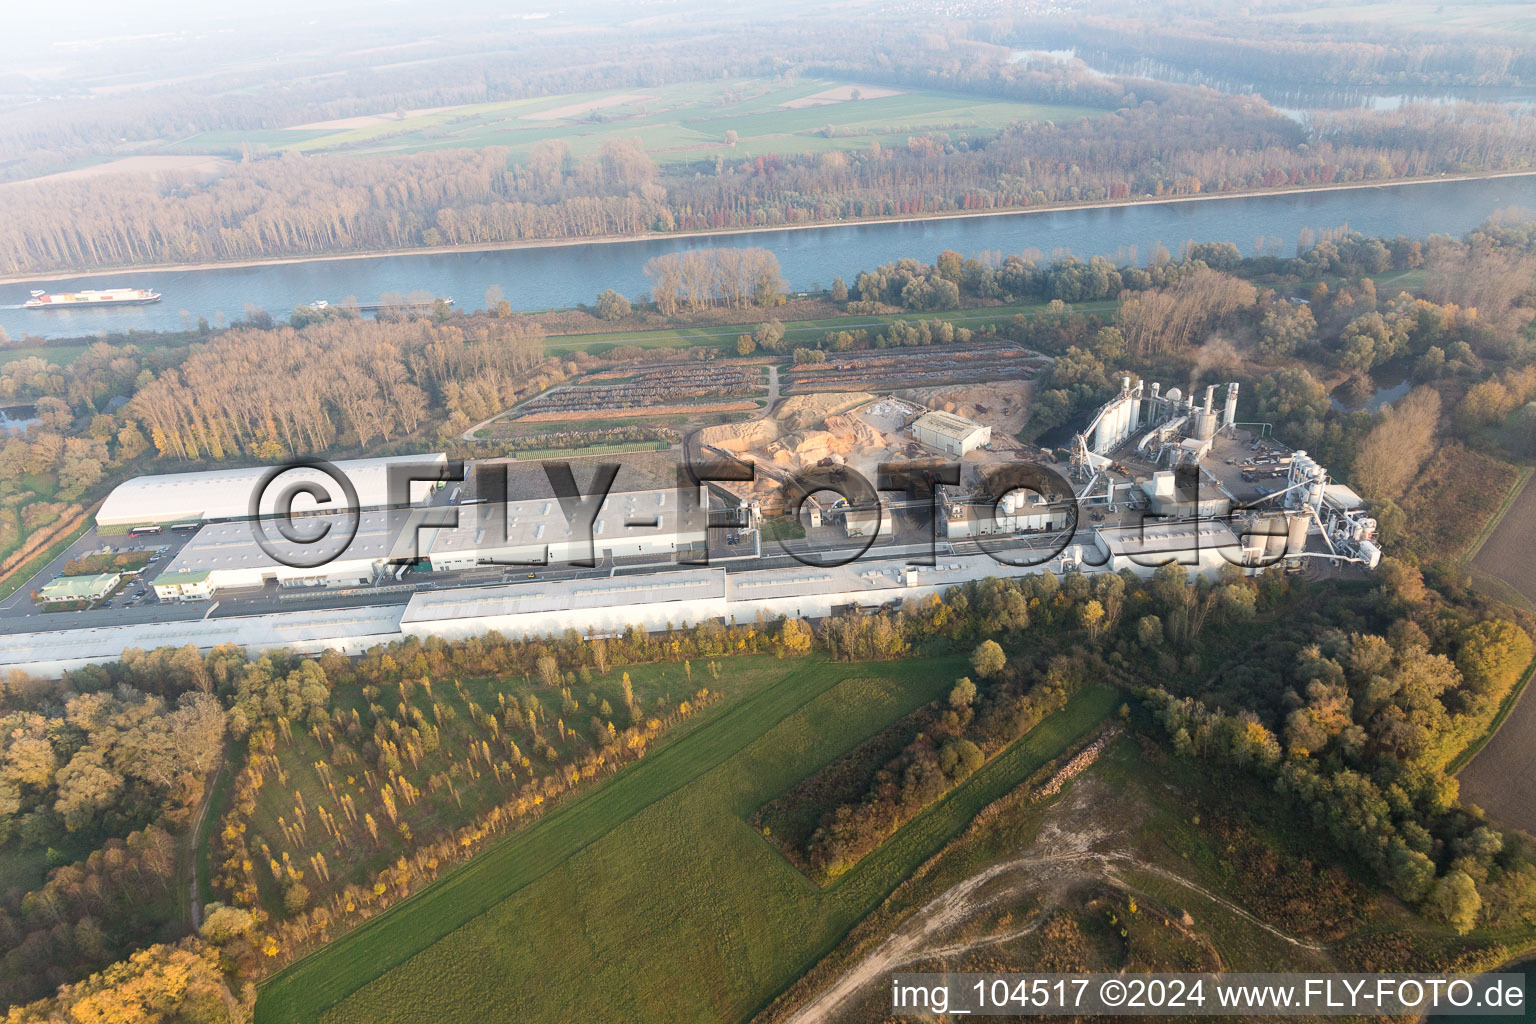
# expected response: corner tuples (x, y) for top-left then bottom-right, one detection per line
(779, 759), (1326, 1024)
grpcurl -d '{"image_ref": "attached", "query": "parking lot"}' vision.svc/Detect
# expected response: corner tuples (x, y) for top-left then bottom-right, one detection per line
(0, 525), (201, 630)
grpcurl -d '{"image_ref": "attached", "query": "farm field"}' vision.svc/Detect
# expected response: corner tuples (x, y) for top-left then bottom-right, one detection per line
(165, 78), (1105, 164)
(784, 341), (1047, 394)
(255, 656), (1115, 1024)
(1262, 1), (1536, 37)
(228, 656), (783, 921)
(1458, 658), (1536, 838)
(510, 363), (765, 424)
(1469, 472), (1536, 607)
(1397, 443), (1521, 562)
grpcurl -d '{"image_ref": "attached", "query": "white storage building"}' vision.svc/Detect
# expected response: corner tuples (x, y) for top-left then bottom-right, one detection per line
(97, 453), (448, 528)
(911, 411), (991, 457)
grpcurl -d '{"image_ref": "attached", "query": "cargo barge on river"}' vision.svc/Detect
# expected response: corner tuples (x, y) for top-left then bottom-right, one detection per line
(25, 288), (162, 309)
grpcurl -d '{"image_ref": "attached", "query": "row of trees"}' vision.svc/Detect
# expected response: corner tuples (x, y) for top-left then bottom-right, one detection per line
(804, 639), (1090, 880)
(127, 316), (545, 460)
(5, 83), (1536, 276)
(642, 248), (785, 314)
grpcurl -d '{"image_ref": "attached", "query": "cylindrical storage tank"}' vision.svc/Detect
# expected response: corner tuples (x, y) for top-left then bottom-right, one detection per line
(1286, 514), (1309, 556)
(1307, 468), (1326, 509)
(1261, 516), (1290, 563)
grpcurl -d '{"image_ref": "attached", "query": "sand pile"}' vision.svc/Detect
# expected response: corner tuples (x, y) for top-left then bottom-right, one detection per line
(698, 418), (780, 452)
(774, 392), (875, 432)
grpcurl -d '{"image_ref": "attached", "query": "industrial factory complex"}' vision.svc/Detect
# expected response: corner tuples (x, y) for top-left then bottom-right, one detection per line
(1, 380), (1381, 676)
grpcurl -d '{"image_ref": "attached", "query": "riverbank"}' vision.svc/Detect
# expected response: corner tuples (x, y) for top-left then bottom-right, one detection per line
(5, 169), (1535, 287)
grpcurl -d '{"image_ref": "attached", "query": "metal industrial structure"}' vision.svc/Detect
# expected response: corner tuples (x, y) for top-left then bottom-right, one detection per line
(1064, 378), (1380, 569)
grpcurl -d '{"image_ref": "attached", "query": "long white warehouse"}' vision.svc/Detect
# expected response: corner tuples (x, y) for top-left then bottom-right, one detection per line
(97, 453), (448, 528)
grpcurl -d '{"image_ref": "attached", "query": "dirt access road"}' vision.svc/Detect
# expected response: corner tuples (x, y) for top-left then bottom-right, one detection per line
(778, 746), (1327, 1024)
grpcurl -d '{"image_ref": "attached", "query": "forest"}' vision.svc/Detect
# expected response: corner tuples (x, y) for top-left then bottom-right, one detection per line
(4, 532), (1534, 1019)
(1030, 5), (1536, 88)
(2, 69), (1533, 276)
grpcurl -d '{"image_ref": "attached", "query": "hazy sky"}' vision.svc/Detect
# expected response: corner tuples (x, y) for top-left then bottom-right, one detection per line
(8, 0), (558, 52)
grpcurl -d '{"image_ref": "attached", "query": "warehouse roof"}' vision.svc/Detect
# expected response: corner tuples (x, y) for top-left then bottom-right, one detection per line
(97, 453), (447, 527)
(424, 487), (705, 561)
(1094, 520), (1240, 557)
(155, 510), (410, 578)
(0, 605), (406, 671)
(400, 568), (727, 625)
(1323, 483), (1365, 510)
(473, 451), (685, 503)
(912, 410), (988, 442)
(152, 570), (213, 586)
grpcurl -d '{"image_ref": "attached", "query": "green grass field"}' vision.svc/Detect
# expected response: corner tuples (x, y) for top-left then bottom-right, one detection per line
(255, 655), (1114, 1024)
(541, 300), (1112, 356)
(167, 78), (1103, 165)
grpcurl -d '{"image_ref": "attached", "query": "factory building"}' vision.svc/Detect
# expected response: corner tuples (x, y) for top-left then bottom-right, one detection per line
(1075, 379), (1240, 469)
(151, 571), (214, 602)
(9, 520), (1285, 676)
(151, 510), (409, 600)
(1140, 470), (1231, 520)
(148, 486), (711, 600)
(96, 453), (448, 529)
(943, 489), (1070, 539)
(911, 411), (991, 457)
(423, 488), (707, 570)
(1091, 521), (1243, 574)
(840, 503), (888, 539)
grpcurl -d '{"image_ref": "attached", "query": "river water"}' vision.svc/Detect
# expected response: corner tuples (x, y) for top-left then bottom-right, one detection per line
(3, 174), (1536, 341)
(1018, 47), (1536, 116)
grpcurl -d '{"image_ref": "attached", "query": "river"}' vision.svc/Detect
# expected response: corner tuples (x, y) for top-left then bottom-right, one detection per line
(1017, 47), (1536, 117)
(3, 174), (1536, 341)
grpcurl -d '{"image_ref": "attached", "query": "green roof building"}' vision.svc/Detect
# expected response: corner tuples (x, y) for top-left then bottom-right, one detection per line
(37, 573), (119, 604)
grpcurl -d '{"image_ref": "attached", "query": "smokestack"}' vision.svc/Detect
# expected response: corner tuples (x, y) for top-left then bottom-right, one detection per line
(1223, 382), (1239, 427)
(1203, 385), (1215, 414)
